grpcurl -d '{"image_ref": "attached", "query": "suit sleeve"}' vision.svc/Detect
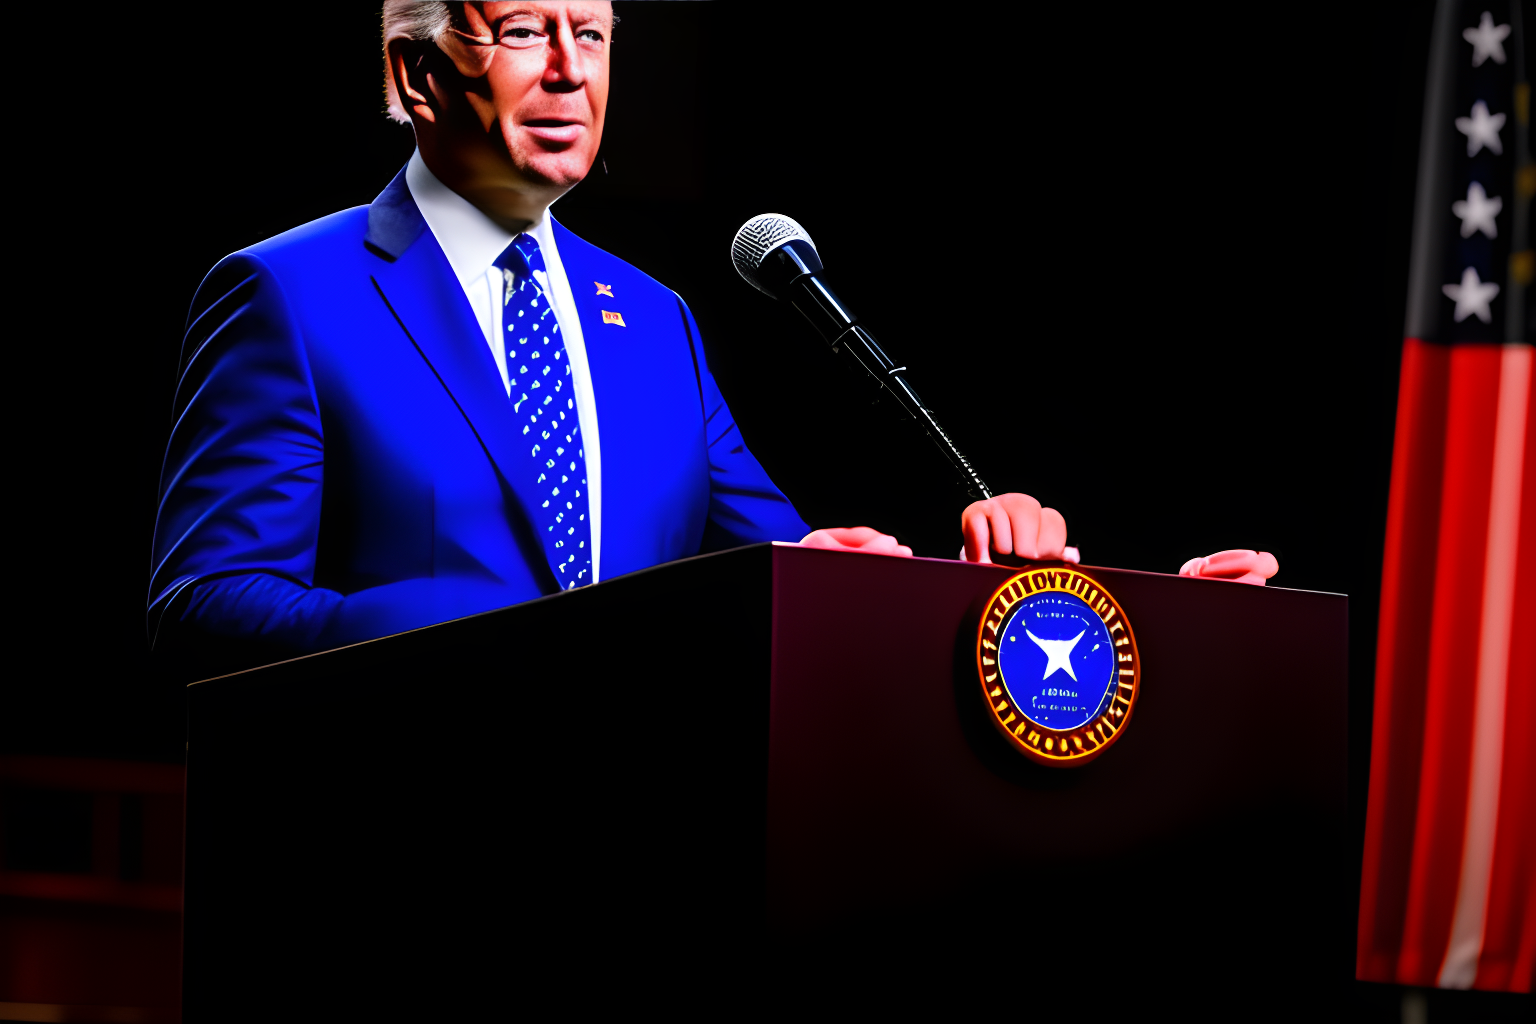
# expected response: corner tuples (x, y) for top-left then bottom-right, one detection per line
(148, 254), (523, 670)
(147, 253), (342, 659)
(679, 301), (811, 552)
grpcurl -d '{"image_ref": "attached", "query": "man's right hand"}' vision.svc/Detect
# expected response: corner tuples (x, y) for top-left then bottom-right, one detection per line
(800, 526), (913, 557)
(960, 493), (1077, 565)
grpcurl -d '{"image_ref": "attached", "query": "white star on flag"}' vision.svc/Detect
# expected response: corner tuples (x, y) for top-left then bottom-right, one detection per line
(1442, 267), (1500, 324)
(1462, 11), (1510, 67)
(1452, 181), (1502, 238)
(1455, 100), (1506, 157)
(1027, 629), (1084, 681)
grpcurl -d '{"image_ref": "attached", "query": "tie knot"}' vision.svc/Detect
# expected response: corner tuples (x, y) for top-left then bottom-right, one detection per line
(495, 233), (546, 279)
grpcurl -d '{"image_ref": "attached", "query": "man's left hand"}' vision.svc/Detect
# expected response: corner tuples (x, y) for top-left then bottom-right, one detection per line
(1179, 549), (1279, 585)
(960, 493), (1078, 564)
(799, 527), (913, 557)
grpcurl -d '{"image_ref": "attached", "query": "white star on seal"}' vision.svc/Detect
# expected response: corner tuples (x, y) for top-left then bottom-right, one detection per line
(1452, 181), (1502, 238)
(1463, 12), (1510, 67)
(1442, 267), (1500, 324)
(1455, 100), (1506, 157)
(1027, 628), (1084, 681)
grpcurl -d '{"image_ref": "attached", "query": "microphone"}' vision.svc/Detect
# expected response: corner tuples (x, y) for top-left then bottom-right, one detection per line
(731, 214), (993, 499)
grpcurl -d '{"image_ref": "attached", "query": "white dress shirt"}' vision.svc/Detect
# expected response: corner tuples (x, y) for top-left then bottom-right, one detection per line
(405, 150), (603, 582)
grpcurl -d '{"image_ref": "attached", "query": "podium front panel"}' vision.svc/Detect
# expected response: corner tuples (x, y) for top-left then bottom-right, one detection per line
(184, 544), (1346, 1014)
(767, 546), (1347, 990)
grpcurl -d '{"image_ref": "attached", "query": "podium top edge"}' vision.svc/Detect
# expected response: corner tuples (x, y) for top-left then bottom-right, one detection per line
(773, 544), (1347, 597)
(188, 546), (1345, 688)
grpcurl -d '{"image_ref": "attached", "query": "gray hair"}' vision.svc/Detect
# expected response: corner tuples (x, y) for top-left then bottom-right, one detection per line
(381, 2), (616, 123)
(382, 2), (452, 122)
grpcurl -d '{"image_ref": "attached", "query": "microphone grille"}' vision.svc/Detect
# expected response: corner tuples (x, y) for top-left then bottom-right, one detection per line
(731, 214), (816, 294)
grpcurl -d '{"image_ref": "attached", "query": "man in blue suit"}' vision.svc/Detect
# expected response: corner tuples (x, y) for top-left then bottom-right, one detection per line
(148, 1), (1091, 666)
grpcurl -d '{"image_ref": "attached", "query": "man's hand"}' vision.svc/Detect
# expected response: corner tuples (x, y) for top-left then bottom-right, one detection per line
(1179, 549), (1278, 586)
(960, 493), (1079, 564)
(799, 527), (913, 557)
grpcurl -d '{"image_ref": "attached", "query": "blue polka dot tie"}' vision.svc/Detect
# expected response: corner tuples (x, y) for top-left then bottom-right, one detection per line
(494, 234), (592, 589)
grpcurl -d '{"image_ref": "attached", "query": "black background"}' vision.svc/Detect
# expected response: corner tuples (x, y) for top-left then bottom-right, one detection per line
(10, 2), (1534, 1016)
(3, 1), (1434, 763)
(0, 0), (1435, 910)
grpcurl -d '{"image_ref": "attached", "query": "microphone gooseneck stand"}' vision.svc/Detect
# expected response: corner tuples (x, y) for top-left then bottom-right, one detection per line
(738, 230), (994, 501)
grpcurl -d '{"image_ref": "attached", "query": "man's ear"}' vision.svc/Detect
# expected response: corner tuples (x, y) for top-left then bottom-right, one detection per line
(387, 36), (438, 124)
(438, 6), (497, 81)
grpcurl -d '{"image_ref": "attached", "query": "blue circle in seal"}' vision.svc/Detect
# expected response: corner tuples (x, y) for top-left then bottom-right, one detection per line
(996, 592), (1117, 731)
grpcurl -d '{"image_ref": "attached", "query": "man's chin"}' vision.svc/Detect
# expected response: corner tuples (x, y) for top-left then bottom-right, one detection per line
(513, 151), (594, 190)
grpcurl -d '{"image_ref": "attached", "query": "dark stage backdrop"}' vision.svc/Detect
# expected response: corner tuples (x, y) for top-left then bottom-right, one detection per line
(2, 0), (1432, 822)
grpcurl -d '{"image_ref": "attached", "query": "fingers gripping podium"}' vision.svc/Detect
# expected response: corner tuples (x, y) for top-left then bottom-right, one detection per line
(182, 544), (1347, 1016)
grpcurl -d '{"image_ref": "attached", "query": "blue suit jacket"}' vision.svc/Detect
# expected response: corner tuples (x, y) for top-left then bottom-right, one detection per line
(148, 169), (807, 659)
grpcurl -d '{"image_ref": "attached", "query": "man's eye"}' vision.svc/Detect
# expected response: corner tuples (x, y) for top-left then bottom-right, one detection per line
(576, 30), (604, 43)
(497, 25), (547, 48)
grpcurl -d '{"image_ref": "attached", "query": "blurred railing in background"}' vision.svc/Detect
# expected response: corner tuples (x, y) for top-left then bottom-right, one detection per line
(0, 756), (183, 1023)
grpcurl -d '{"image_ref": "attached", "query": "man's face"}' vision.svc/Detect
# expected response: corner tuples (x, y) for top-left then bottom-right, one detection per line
(433, 1), (612, 191)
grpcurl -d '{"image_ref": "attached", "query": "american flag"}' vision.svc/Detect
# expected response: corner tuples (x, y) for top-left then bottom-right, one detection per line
(1358, 0), (1534, 993)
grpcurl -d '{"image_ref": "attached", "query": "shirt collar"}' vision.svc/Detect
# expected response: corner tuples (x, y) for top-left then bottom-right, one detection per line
(405, 149), (553, 288)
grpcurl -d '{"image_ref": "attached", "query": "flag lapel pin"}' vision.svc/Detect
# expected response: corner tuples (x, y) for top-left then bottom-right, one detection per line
(602, 310), (626, 327)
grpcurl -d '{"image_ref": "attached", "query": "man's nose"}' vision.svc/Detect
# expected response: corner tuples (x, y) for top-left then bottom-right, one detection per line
(542, 23), (586, 91)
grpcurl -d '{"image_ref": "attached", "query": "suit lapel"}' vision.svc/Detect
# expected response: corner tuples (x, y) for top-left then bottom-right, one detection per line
(367, 182), (556, 586)
(552, 220), (603, 344)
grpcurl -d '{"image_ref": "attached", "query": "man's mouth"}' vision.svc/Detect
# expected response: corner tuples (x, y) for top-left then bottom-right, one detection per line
(523, 120), (584, 144)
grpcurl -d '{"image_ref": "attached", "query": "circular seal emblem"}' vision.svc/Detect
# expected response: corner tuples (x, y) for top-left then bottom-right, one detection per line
(976, 567), (1140, 766)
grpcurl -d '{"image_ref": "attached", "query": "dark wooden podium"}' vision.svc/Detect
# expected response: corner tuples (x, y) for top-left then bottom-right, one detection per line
(183, 545), (1347, 1016)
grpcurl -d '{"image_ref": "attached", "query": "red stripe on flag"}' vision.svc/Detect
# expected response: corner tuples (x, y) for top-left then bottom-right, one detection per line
(1397, 345), (1504, 985)
(1473, 358), (1536, 994)
(1359, 338), (1451, 982)
(1516, 881), (1536, 992)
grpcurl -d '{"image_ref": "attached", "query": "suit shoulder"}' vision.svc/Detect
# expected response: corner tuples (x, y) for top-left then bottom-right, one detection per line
(188, 205), (365, 300)
(552, 219), (684, 306)
(242, 205), (371, 266)
(187, 205), (379, 342)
